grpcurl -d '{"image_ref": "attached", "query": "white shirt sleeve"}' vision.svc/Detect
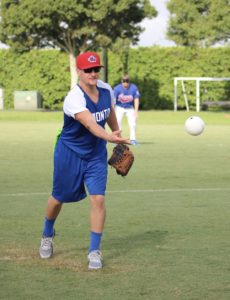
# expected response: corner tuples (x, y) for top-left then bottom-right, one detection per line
(63, 85), (88, 118)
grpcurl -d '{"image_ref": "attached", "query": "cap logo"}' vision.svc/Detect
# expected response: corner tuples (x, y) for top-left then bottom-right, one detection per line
(88, 55), (97, 63)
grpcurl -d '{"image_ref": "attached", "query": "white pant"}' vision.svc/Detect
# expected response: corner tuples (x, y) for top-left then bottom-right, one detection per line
(115, 106), (136, 140)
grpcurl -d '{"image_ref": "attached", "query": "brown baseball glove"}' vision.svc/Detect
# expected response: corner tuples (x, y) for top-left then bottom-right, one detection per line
(108, 144), (134, 176)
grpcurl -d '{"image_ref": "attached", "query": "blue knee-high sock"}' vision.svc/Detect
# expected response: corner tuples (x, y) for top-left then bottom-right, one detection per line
(89, 231), (102, 253)
(42, 217), (56, 237)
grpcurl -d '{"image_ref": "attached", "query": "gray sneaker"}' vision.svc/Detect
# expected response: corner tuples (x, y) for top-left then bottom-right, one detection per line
(39, 234), (54, 259)
(88, 250), (103, 270)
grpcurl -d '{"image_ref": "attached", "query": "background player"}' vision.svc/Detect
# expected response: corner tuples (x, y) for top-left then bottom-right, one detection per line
(39, 51), (130, 270)
(113, 75), (140, 145)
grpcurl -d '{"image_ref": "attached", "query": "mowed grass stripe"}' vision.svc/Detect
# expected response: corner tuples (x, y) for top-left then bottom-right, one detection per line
(1, 187), (230, 197)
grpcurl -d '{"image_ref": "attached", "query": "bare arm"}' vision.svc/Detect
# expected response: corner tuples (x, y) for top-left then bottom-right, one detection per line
(106, 106), (120, 132)
(75, 110), (130, 144)
(134, 98), (139, 118)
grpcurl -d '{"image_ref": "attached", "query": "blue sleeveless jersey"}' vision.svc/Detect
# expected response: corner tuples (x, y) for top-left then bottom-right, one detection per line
(59, 86), (111, 160)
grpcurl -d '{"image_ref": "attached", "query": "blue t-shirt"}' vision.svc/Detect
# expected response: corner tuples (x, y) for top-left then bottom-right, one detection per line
(114, 83), (140, 109)
(59, 83), (112, 160)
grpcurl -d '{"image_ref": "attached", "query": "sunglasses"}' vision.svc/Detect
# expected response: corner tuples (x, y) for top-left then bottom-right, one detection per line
(122, 79), (130, 83)
(83, 67), (101, 73)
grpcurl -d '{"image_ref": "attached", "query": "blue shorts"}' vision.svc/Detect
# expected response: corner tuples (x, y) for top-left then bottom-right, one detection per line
(52, 140), (108, 203)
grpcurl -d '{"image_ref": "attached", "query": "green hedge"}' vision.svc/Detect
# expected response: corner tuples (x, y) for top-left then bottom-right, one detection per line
(0, 49), (70, 109)
(1, 47), (230, 110)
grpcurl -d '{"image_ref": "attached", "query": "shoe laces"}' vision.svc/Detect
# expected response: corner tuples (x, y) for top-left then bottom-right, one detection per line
(89, 250), (102, 261)
(41, 236), (53, 247)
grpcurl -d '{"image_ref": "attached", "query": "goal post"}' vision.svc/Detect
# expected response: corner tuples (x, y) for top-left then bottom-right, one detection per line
(174, 77), (230, 112)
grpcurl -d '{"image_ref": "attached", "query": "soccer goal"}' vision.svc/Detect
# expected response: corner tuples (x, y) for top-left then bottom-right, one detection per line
(174, 77), (230, 112)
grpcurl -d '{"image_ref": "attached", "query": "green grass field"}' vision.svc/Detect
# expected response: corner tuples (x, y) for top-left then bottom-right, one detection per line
(0, 110), (230, 300)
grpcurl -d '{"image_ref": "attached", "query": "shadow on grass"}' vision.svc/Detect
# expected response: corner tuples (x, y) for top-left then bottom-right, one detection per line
(106, 230), (168, 253)
(137, 141), (155, 145)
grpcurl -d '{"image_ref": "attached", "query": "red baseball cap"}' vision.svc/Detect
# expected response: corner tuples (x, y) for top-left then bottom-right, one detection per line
(76, 52), (103, 70)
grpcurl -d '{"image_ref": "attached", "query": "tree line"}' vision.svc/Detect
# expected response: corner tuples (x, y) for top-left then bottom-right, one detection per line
(0, 0), (229, 110)
(1, 1), (229, 83)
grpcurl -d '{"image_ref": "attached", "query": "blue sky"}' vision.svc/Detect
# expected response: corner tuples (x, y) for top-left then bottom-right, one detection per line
(138, 0), (175, 47)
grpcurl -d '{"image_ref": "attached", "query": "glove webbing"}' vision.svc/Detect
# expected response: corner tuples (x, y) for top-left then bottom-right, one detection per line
(108, 144), (128, 165)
